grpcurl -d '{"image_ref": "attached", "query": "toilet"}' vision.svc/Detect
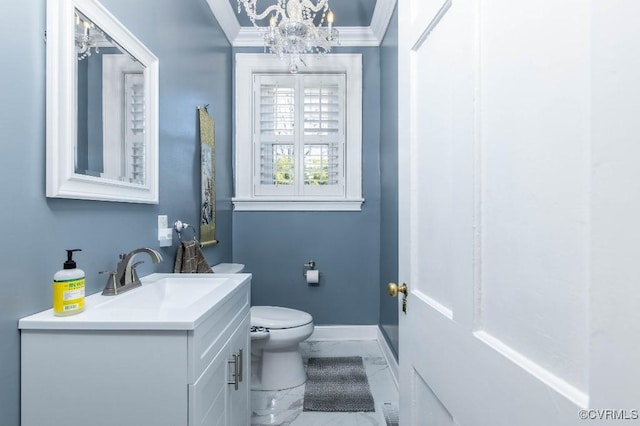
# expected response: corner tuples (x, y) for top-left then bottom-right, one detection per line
(212, 263), (315, 391)
(250, 306), (314, 390)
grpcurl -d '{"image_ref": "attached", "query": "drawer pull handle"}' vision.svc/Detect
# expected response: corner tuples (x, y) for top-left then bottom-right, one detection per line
(228, 352), (239, 390)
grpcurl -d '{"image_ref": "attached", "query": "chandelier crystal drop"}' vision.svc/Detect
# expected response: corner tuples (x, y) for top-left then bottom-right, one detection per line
(75, 12), (103, 60)
(237, 0), (339, 73)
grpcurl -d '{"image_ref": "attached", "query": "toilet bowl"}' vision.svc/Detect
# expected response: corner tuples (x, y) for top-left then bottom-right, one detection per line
(211, 263), (315, 391)
(250, 306), (314, 390)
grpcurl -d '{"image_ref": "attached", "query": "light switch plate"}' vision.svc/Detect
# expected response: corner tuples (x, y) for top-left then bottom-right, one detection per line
(157, 215), (172, 247)
(158, 215), (168, 229)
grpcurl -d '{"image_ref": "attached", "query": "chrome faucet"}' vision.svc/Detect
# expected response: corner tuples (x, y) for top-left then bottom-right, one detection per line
(102, 248), (163, 296)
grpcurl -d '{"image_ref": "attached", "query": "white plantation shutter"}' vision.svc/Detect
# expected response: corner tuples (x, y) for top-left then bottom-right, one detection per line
(254, 75), (296, 195)
(302, 76), (344, 195)
(303, 144), (339, 185)
(259, 83), (294, 137)
(260, 144), (295, 186)
(254, 74), (345, 196)
(124, 72), (145, 184)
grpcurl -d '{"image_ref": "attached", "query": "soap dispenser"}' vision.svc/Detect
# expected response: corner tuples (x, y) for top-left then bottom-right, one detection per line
(53, 249), (85, 316)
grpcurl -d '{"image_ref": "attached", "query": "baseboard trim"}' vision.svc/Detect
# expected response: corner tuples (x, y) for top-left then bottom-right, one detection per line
(307, 325), (399, 390)
(376, 327), (399, 389)
(308, 325), (379, 341)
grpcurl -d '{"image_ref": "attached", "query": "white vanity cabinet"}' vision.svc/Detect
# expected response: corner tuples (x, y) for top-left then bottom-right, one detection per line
(188, 306), (250, 426)
(20, 273), (251, 426)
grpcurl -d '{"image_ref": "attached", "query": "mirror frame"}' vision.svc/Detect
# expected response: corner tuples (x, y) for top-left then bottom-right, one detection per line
(46, 0), (159, 203)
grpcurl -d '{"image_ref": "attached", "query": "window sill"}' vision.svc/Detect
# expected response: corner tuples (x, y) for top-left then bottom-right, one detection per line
(232, 198), (364, 212)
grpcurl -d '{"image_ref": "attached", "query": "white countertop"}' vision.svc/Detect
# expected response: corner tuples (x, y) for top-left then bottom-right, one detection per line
(19, 273), (251, 330)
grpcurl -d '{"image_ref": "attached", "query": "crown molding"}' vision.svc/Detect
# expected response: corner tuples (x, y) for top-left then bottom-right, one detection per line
(336, 27), (380, 47)
(233, 27), (266, 47)
(234, 26), (379, 47)
(370, 0), (397, 42)
(205, 0), (240, 44)
(207, 0), (396, 47)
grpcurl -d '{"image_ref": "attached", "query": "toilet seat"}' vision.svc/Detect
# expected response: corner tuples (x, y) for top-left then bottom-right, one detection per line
(250, 326), (270, 340)
(251, 306), (312, 329)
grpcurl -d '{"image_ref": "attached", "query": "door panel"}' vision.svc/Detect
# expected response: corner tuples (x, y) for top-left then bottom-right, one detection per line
(411, 6), (458, 313)
(414, 371), (455, 425)
(396, 0), (622, 424)
(479, 0), (590, 393)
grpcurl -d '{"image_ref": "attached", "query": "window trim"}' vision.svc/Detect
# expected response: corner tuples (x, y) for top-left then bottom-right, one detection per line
(234, 53), (363, 211)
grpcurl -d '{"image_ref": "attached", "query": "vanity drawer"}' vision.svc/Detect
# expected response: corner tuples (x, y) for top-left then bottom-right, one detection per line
(188, 281), (250, 382)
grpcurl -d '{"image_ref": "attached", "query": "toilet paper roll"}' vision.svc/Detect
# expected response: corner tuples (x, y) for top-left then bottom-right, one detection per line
(306, 270), (319, 284)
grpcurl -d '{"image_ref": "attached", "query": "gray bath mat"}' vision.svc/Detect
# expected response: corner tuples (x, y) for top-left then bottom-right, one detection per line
(303, 356), (375, 412)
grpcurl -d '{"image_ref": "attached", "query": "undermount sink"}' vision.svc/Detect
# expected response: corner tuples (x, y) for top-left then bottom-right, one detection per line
(18, 273), (251, 330)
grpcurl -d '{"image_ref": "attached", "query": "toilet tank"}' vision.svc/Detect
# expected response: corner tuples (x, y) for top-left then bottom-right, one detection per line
(212, 263), (245, 274)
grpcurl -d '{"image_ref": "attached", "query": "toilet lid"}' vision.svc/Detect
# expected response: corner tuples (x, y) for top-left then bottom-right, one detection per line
(251, 306), (313, 329)
(211, 263), (245, 273)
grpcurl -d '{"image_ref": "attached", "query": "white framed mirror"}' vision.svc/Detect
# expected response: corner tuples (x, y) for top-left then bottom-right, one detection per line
(46, 0), (159, 203)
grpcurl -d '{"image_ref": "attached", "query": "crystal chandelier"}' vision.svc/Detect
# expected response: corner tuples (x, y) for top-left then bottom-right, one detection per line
(237, 0), (339, 73)
(75, 11), (103, 60)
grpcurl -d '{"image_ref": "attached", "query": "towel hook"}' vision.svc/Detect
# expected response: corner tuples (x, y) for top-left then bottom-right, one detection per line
(173, 220), (198, 242)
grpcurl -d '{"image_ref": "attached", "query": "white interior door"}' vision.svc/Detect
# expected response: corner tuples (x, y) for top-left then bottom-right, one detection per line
(397, 0), (640, 424)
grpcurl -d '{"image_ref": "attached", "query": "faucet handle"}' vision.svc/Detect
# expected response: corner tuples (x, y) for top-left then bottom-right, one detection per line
(100, 270), (118, 296)
(130, 261), (144, 283)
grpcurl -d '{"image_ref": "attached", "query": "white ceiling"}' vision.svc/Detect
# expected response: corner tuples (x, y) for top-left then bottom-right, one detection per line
(205, 0), (397, 47)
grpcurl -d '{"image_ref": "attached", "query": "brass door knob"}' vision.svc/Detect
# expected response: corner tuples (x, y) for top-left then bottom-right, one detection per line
(387, 282), (408, 297)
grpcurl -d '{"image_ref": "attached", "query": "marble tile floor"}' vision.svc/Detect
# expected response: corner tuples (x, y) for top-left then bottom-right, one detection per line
(251, 340), (399, 426)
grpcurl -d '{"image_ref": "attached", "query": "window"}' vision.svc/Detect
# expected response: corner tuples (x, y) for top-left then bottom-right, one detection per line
(234, 54), (363, 211)
(254, 74), (344, 196)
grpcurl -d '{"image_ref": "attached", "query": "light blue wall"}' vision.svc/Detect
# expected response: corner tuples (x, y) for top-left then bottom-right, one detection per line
(232, 47), (382, 325)
(379, 5), (399, 358)
(0, 1), (232, 424)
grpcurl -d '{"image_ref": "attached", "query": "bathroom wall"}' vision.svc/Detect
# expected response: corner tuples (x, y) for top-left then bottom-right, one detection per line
(378, 5), (399, 358)
(232, 47), (382, 325)
(0, 1), (232, 423)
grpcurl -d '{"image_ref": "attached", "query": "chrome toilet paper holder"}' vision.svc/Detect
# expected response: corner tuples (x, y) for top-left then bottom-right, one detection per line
(303, 260), (316, 275)
(303, 261), (320, 285)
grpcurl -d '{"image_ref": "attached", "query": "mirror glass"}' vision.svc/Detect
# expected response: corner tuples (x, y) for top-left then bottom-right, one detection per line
(75, 9), (145, 185)
(47, 0), (159, 203)
(74, 10), (146, 185)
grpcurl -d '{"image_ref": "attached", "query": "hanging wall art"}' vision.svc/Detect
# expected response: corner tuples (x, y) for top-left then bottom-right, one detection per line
(198, 106), (218, 246)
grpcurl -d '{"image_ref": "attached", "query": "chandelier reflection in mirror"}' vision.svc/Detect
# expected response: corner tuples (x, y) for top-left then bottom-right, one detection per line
(75, 11), (105, 60)
(237, 0), (339, 73)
